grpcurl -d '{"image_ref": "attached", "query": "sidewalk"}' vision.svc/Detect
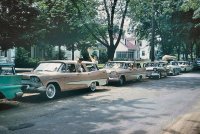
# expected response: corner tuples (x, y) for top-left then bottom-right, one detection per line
(162, 112), (200, 134)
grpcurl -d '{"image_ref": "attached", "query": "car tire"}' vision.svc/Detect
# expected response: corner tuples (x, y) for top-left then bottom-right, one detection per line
(173, 69), (176, 76)
(157, 73), (161, 79)
(89, 82), (96, 91)
(45, 83), (59, 99)
(119, 76), (125, 86)
(164, 72), (167, 77)
(137, 75), (142, 81)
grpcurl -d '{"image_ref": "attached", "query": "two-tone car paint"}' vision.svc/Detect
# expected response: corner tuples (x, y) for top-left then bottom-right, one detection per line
(21, 60), (108, 99)
(102, 61), (146, 85)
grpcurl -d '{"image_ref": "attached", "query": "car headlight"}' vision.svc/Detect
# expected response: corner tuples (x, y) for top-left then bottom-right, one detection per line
(30, 76), (41, 83)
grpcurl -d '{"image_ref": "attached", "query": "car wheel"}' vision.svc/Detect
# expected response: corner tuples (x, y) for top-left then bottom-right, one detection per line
(119, 76), (125, 86)
(164, 72), (167, 77)
(46, 84), (58, 99)
(173, 69), (176, 76)
(157, 73), (161, 79)
(89, 82), (96, 91)
(137, 75), (142, 81)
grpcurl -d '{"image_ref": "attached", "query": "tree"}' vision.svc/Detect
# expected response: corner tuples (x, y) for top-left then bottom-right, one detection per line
(34, 0), (97, 60)
(70, 0), (130, 60)
(0, 0), (39, 50)
(181, 0), (200, 58)
(129, 0), (200, 60)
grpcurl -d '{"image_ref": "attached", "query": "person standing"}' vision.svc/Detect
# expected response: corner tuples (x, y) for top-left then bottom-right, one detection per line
(76, 58), (84, 72)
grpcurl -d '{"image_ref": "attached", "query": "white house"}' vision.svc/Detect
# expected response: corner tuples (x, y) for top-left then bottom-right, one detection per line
(0, 48), (15, 62)
(114, 38), (140, 60)
(139, 40), (150, 60)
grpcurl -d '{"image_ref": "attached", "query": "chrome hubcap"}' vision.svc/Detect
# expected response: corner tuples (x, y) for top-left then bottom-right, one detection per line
(90, 82), (96, 91)
(46, 84), (56, 99)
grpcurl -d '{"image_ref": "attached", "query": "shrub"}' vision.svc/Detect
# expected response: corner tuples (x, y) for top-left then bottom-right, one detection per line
(15, 47), (39, 68)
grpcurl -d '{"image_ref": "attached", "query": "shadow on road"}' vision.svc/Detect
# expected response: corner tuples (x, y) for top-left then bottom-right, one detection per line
(15, 88), (110, 104)
(0, 100), (19, 111)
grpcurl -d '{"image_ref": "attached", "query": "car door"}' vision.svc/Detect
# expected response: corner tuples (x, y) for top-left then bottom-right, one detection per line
(128, 63), (140, 80)
(60, 63), (88, 91)
(135, 63), (146, 78)
(84, 63), (107, 85)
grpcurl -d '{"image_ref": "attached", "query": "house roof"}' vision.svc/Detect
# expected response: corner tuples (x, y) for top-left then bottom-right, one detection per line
(123, 39), (139, 50)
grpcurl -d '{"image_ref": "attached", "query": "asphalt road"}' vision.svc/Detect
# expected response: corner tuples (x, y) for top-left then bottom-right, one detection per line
(0, 71), (200, 134)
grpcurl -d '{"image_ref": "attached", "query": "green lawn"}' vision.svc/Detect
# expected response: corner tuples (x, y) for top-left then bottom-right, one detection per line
(98, 64), (104, 69)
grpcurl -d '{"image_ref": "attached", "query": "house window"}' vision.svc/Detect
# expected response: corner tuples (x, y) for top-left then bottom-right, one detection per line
(142, 51), (145, 56)
(116, 52), (127, 59)
(116, 51), (135, 59)
(128, 51), (134, 59)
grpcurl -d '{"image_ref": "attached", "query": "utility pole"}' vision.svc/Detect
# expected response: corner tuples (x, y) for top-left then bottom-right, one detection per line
(150, 0), (155, 61)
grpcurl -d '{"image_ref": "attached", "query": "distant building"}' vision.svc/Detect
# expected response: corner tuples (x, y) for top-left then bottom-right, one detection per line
(139, 40), (150, 60)
(0, 48), (15, 62)
(114, 38), (140, 60)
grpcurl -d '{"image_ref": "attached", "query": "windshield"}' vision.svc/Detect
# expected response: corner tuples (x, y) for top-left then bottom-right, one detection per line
(178, 62), (188, 65)
(171, 62), (178, 65)
(145, 63), (160, 67)
(0, 67), (14, 75)
(104, 62), (124, 69)
(34, 63), (62, 72)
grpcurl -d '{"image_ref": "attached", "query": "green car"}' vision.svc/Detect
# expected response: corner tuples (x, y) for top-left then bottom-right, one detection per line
(0, 63), (23, 100)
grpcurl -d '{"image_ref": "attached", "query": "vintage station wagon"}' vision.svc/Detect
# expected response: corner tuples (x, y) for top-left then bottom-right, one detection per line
(144, 62), (168, 79)
(21, 60), (108, 99)
(102, 61), (146, 85)
(178, 61), (193, 72)
(0, 63), (23, 100)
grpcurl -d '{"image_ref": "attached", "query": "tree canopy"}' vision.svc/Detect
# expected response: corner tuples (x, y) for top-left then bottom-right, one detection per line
(129, 0), (200, 59)
(0, 0), (38, 50)
(0, 0), (199, 60)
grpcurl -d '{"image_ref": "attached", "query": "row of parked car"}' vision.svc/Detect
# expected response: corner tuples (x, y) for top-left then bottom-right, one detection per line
(0, 59), (195, 100)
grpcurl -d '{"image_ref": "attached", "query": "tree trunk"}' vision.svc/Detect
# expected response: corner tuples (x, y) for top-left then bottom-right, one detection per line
(190, 43), (194, 61)
(72, 44), (74, 60)
(185, 52), (188, 60)
(196, 44), (200, 58)
(150, 0), (155, 62)
(176, 44), (181, 60)
(58, 44), (61, 60)
(107, 46), (115, 61)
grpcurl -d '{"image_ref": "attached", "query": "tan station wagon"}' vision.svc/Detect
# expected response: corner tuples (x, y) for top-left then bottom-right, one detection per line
(21, 60), (108, 99)
(102, 61), (146, 85)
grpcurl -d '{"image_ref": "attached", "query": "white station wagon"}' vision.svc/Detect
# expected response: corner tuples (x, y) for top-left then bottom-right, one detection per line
(21, 60), (108, 99)
(102, 61), (146, 85)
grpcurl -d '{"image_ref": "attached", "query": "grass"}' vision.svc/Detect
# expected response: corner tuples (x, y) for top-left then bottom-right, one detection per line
(98, 64), (105, 69)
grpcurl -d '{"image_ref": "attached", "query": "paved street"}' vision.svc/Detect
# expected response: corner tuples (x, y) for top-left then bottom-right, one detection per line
(0, 71), (200, 134)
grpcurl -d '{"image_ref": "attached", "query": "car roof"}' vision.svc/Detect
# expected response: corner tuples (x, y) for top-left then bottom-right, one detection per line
(40, 60), (96, 64)
(178, 61), (188, 62)
(0, 63), (15, 67)
(107, 61), (135, 63)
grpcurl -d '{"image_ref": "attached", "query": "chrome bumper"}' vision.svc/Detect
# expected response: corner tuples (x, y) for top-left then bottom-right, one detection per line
(15, 92), (23, 97)
(22, 85), (46, 93)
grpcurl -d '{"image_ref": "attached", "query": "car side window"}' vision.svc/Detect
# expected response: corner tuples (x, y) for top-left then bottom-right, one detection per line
(136, 63), (141, 68)
(59, 64), (76, 73)
(86, 64), (98, 72)
(60, 64), (67, 73)
(0, 67), (14, 75)
(68, 64), (76, 73)
(124, 63), (128, 69)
